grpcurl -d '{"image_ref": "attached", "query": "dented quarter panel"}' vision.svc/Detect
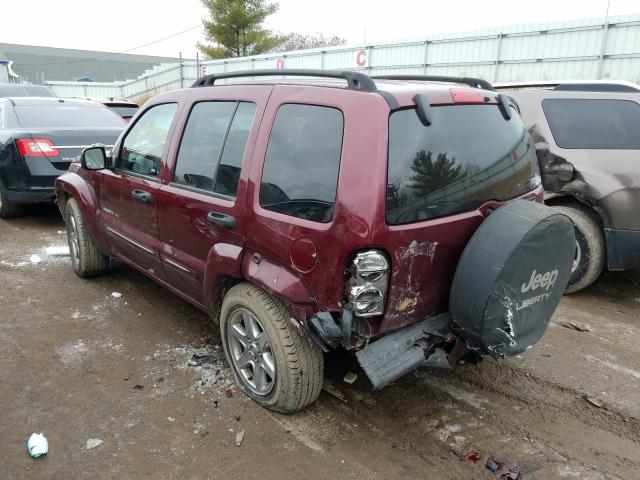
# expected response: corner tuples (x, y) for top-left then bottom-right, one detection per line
(508, 90), (640, 232)
(241, 253), (314, 305)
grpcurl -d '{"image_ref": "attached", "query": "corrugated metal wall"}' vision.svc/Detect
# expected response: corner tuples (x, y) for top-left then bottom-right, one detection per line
(48, 14), (640, 100)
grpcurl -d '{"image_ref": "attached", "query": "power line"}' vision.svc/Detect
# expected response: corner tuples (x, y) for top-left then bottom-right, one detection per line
(10, 24), (202, 68)
(121, 24), (202, 53)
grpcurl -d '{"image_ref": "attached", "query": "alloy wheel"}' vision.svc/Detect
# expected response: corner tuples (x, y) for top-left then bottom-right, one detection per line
(227, 308), (276, 395)
(68, 213), (80, 268)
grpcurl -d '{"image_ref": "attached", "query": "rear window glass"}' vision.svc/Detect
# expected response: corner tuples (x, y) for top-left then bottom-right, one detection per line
(260, 104), (343, 223)
(110, 105), (139, 118)
(0, 85), (55, 97)
(14, 104), (125, 128)
(387, 105), (537, 225)
(542, 99), (640, 150)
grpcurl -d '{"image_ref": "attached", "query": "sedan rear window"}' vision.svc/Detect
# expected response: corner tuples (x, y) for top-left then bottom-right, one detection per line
(387, 105), (537, 225)
(14, 104), (125, 128)
(542, 99), (640, 150)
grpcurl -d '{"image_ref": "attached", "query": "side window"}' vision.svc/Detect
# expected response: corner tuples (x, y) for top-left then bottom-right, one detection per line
(215, 102), (256, 196)
(119, 103), (178, 176)
(173, 101), (256, 197)
(542, 99), (640, 150)
(259, 104), (344, 223)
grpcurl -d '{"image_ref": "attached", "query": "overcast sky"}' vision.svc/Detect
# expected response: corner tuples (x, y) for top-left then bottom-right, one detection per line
(1, 0), (638, 59)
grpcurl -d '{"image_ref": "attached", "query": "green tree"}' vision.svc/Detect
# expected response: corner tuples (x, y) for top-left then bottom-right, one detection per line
(279, 33), (346, 51)
(407, 150), (464, 198)
(198, 0), (284, 59)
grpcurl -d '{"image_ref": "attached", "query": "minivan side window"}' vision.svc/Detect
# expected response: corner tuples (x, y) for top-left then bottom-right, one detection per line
(542, 99), (640, 150)
(259, 104), (344, 223)
(119, 103), (178, 177)
(173, 101), (256, 197)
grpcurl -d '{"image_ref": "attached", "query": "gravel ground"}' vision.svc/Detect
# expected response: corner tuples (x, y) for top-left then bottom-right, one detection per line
(1, 205), (639, 479)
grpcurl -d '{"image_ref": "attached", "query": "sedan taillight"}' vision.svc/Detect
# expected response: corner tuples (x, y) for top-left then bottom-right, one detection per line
(16, 138), (59, 158)
(346, 250), (390, 317)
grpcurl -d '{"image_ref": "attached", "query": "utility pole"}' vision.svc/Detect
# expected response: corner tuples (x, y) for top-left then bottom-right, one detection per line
(597, 0), (612, 79)
(179, 52), (184, 88)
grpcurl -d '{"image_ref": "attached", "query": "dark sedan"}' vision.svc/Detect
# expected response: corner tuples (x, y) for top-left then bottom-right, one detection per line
(0, 97), (124, 218)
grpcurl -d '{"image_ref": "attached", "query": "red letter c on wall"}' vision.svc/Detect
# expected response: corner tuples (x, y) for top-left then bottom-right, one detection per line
(356, 50), (367, 67)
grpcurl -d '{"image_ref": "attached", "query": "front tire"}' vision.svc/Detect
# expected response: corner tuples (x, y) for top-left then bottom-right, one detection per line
(554, 205), (605, 293)
(220, 283), (324, 413)
(0, 190), (25, 219)
(65, 198), (109, 278)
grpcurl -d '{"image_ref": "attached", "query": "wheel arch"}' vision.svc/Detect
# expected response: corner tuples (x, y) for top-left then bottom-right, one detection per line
(240, 254), (315, 308)
(544, 194), (607, 228)
(55, 173), (111, 255)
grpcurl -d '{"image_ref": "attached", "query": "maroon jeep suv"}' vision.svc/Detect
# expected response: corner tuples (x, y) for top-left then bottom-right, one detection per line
(56, 70), (576, 412)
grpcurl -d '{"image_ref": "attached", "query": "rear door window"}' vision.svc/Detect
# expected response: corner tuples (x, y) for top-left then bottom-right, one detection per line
(119, 103), (178, 177)
(542, 99), (640, 149)
(173, 101), (256, 197)
(259, 104), (343, 223)
(387, 105), (537, 225)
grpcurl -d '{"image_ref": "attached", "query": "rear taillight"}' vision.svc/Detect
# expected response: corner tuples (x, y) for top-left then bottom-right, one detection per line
(16, 138), (59, 157)
(346, 250), (390, 317)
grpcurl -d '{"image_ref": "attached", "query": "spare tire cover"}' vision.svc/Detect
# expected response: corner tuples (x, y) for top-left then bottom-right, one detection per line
(449, 200), (575, 358)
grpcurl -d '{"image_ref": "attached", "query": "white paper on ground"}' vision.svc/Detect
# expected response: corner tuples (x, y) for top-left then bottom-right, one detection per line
(86, 438), (103, 450)
(45, 246), (70, 256)
(27, 433), (48, 458)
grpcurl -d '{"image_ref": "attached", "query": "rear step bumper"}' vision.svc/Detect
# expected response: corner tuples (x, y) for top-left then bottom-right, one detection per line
(356, 314), (461, 389)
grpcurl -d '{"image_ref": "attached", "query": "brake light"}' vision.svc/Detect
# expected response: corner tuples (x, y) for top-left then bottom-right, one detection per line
(450, 88), (487, 104)
(16, 138), (59, 157)
(346, 250), (390, 317)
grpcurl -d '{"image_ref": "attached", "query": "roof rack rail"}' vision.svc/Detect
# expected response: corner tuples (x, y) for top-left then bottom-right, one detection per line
(552, 83), (640, 93)
(191, 69), (378, 92)
(494, 80), (640, 93)
(371, 75), (495, 91)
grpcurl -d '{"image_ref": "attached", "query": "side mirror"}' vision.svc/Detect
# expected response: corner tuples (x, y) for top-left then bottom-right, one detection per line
(557, 162), (575, 182)
(81, 145), (109, 170)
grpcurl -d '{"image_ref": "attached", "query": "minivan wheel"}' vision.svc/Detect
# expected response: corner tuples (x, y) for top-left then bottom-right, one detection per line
(65, 198), (109, 277)
(554, 205), (605, 293)
(0, 190), (25, 219)
(220, 283), (324, 413)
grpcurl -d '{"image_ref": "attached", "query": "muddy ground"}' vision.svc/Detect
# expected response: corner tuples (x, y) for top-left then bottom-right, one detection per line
(1, 205), (639, 480)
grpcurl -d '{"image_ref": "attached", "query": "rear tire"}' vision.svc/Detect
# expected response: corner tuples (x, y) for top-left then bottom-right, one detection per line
(220, 283), (324, 413)
(0, 190), (25, 219)
(65, 198), (109, 277)
(554, 205), (605, 293)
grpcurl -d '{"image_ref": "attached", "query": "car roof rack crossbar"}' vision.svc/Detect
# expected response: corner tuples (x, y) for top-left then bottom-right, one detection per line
(191, 69), (378, 92)
(371, 75), (495, 91)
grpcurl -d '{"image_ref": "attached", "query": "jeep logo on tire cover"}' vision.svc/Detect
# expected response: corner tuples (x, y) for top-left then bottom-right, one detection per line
(521, 269), (559, 293)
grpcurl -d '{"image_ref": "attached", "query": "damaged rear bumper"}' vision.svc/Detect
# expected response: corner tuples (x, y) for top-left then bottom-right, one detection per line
(355, 313), (478, 388)
(309, 309), (478, 389)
